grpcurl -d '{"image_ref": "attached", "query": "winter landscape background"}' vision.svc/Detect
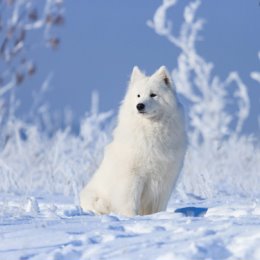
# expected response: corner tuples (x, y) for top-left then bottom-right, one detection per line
(0, 1), (260, 260)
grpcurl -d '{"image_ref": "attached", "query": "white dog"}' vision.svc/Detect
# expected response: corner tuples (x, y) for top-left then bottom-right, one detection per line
(80, 66), (186, 216)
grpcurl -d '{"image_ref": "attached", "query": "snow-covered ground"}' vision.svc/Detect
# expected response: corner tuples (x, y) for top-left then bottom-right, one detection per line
(1, 194), (260, 260)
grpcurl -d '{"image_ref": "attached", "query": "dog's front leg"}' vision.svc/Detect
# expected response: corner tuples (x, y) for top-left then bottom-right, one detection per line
(117, 175), (144, 217)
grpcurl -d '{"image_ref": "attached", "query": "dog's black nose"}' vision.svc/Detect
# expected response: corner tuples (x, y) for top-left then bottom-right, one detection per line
(136, 103), (145, 111)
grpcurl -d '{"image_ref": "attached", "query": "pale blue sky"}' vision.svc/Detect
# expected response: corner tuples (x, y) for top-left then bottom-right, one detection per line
(16, 0), (260, 136)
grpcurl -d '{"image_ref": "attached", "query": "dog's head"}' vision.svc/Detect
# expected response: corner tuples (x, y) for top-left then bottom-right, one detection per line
(128, 66), (176, 120)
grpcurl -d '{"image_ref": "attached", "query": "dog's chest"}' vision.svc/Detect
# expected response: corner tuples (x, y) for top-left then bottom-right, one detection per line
(136, 131), (175, 168)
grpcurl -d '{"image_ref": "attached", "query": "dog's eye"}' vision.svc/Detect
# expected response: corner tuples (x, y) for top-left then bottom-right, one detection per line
(150, 93), (157, 98)
(137, 94), (140, 98)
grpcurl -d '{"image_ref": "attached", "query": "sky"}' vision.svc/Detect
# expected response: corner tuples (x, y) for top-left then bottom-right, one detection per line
(16, 0), (260, 136)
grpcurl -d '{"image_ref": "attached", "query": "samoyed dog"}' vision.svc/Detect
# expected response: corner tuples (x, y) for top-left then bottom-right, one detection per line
(80, 66), (186, 216)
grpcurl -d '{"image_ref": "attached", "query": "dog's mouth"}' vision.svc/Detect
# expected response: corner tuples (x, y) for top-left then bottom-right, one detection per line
(138, 110), (159, 120)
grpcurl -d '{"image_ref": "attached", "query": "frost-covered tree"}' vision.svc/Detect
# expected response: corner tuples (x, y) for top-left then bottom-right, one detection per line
(148, 0), (260, 199)
(0, 1), (114, 197)
(0, 0), (64, 96)
(147, 0), (249, 147)
(0, 0), (64, 149)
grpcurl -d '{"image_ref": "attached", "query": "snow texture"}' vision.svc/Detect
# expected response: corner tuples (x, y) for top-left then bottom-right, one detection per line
(0, 195), (260, 260)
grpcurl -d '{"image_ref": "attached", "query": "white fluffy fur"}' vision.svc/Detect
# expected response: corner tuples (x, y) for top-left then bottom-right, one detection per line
(80, 66), (187, 216)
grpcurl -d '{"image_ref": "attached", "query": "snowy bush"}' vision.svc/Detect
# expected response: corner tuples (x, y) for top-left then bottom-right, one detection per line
(0, 91), (113, 196)
(148, 0), (260, 199)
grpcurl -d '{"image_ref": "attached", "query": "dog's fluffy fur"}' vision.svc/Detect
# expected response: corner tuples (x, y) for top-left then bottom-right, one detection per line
(80, 66), (186, 216)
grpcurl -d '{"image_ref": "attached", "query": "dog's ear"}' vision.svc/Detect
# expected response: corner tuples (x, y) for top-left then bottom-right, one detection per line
(153, 66), (172, 87)
(130, 66), (144, 83)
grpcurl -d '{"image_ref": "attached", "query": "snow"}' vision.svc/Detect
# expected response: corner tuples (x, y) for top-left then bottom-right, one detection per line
(0, 195), (260, 260)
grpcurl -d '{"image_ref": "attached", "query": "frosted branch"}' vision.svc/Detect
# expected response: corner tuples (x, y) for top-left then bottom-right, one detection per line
(148, 0), (250, 144)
